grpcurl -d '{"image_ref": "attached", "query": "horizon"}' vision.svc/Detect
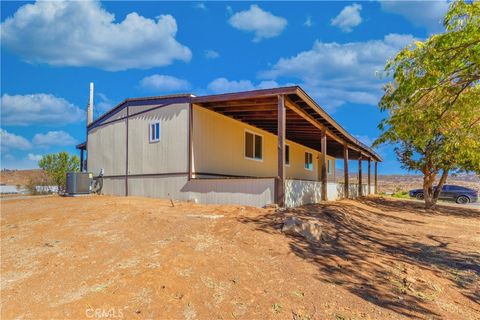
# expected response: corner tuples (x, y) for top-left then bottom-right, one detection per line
(1, 1), (451, 174)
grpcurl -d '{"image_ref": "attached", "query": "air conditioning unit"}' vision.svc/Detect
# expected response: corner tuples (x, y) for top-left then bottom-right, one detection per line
(66, 172), (92, 195)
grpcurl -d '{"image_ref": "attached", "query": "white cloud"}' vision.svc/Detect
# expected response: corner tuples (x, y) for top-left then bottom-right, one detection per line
(331, 3), (362, 33)
(1, 93), (85, 126)
(32, 131), (77, 147)
(207, 78), (280, 94)
(380, 0), (449, 32)
(195, 2), (207, 11)
(260, 34), (415, 109)
(304, 16), (313, 27)
(0, 129), (32, 151)
(27, 153), (43, 161)
(96, 93), (113, 115)
(139, 74), (191, 92)
(204, 50), (220, 59)
(0, 0), (191, 71)
(228, 5), (287, 42)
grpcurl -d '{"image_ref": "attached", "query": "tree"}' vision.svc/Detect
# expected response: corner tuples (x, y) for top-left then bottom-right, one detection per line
(375, 1), (480, 209)
(38, 152), (80, 192)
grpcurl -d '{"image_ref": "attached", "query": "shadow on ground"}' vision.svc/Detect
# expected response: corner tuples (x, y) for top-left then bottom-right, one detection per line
(238, 197), (480, 318)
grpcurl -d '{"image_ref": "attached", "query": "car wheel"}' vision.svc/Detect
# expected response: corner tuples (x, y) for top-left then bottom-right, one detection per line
(456, 195), (470, 204)
(415, 193), (424, 200)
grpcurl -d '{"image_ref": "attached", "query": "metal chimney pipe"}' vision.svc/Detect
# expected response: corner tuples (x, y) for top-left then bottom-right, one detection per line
(87, 82), (94, 125)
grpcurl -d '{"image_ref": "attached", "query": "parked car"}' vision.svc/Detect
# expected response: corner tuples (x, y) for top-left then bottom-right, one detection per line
(409, 185), (478, 204)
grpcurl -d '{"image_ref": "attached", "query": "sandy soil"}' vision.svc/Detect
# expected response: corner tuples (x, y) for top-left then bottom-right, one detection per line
(1, 196), (479, 320)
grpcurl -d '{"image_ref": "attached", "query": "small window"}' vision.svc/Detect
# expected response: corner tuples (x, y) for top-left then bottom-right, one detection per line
(245, 131), (263, 160)
(327, 159), (332, 174)
(304, 152), (313, 170)
(149, 122), (160, 143)
(285, 144), (290, 166)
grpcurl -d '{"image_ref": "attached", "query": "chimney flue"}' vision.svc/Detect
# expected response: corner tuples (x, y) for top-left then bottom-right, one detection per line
(87, 82), (94, 125)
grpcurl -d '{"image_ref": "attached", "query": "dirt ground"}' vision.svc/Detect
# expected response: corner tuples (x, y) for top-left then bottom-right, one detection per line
(1, 196), (479, 320)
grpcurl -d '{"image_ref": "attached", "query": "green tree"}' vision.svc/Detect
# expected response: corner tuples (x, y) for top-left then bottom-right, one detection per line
(375, 1), (480, 209)
(38, 152), (80, 192)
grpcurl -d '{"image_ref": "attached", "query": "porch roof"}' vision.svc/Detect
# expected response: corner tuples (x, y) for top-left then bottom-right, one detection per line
(192, 86), (381, 161)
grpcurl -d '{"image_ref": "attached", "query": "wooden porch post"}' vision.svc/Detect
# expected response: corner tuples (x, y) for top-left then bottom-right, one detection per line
(367, 158), (371, 195)
(374, 161), (378, 194)
(358, 157), (363, 197)
(276, 95), (286, 207)
(343, 145), (349, 199)
(321, 131), (327, 201)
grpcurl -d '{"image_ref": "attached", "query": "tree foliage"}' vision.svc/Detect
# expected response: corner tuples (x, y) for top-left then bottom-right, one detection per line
(375, 1), (480, 209)
(38, 152), (80, 192)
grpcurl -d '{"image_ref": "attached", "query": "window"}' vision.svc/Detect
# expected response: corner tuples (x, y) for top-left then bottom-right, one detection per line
(327, 159), (332, 174)
(304, 152), (313, 170)
(149, 122), (160, 143)
(245, 131), (263, 160)
(285, 144), (290, 166)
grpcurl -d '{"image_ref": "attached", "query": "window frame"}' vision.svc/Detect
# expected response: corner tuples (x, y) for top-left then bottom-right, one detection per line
(327, 159), (332, 174)
(304, 151), (313, 171)
(149, 121), (161, 143)
(244, 129), (264, 162)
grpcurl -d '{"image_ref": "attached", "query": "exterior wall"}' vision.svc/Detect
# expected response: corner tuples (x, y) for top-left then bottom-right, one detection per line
(128, 174), (274, 207)
(285, 180), (322, 207)
(192, 105), (335, 180)
(87, 119), (126, 176)
(128, 103), (189, 175)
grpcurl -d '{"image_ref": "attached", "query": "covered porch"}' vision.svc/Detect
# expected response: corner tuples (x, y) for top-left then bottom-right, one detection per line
(192, 86), (381, 207)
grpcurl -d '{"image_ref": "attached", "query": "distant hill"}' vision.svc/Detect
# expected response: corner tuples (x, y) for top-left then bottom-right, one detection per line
(0, 169), (50, 186)
(335, 170), (479, 193)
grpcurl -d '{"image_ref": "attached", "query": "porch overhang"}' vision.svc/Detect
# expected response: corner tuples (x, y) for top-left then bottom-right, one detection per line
(192, 86), (381, 161)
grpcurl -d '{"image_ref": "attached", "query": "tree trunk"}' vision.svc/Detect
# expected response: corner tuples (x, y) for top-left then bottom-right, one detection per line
(423, 171), (437, 209)
(431, 169), (449, 208)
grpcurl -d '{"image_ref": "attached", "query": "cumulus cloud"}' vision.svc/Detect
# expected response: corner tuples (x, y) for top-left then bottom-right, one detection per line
(195, 2), (207, 11)
(207, 78), (280, 94)
(27, 153), (43, 161)
(1, 93), (85, 126)
(304, 16), (313, 27)
(0, 0), (191, 71)
(331, 3), (362, 33)
(260, 34), (415, 109)
(0, 129), (32, 151)
(380, 0), (449, 32)
(204, 50), (220, 59)
(228, 5), (287, 42)
(139, 74), (191, 92)
(32, 131), (77, 147)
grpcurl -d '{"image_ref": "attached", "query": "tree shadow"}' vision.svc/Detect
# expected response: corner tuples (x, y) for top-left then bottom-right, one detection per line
(237, 198), (480, 318)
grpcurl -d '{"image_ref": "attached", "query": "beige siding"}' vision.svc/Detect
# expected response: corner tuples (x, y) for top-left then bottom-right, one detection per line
(193, 105), (335, 180)
(98, 108), (127, 125)
(128, 103), (189, 175)
(87, 119), (126, 176)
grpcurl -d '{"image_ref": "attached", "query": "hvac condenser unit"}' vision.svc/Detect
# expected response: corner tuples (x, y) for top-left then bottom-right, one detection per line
(66, 172), (92, 195)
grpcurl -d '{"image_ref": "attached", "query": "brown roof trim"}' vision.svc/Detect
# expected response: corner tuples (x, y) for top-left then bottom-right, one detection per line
(192, 86), (299, 103)
(76, 142), (86, 150)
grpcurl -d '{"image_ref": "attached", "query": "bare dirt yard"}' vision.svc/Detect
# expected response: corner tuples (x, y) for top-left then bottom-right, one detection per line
(1, 196), (479, 320)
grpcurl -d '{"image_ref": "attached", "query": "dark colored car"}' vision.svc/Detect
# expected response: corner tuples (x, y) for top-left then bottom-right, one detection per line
(409, 185), (478, 204)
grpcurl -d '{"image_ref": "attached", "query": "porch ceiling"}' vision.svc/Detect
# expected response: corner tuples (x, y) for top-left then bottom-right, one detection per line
(193, 88), (376, 161)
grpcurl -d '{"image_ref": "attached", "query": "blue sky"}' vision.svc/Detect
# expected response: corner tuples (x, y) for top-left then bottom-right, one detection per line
(0, 1), (450, 173)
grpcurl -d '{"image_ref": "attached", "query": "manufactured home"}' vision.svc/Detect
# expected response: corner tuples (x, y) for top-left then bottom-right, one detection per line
(77, 86), (381, 207)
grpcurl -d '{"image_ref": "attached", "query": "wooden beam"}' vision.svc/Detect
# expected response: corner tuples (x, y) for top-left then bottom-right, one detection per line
(374, 161), (378, 194)
(367, 158), (372, 194)
(321, 131), (327, 201)
(358, 158), (362, 197)
(344, 145), (349, 199)
(276, 95), (286, 207)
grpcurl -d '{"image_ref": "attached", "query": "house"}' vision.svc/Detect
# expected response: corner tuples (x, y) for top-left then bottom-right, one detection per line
(77, 85), (381, 207)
